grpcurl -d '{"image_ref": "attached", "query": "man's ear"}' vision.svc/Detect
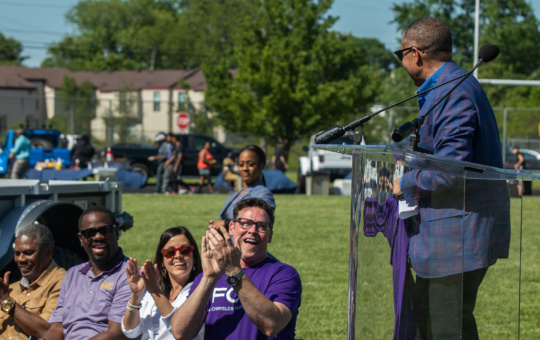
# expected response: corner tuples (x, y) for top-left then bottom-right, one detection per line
(414, 48), (424, 66)
(45, 245), (54, 259)
(229, 220), (235, 236)
(78, 233), (84, 247)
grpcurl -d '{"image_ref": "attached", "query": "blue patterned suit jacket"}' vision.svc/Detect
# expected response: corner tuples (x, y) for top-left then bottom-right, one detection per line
(400, 61), (511, 278)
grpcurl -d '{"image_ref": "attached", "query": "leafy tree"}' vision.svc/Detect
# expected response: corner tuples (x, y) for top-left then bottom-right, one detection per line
(204, 0), (381, 155)
(0, 33), (27, 65)
(354, 37), (400, 73)
(371, 67), (419, 143)
(51, 76), (97, 136)
(42, 0), (248, 70)
(42, 0), (181, 70)
(170, 0), (253, 68)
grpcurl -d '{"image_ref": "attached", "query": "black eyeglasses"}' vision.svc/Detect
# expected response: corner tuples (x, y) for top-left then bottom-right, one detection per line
(161, 245), (194, 258)
(234, 218), (271, 233)
(80, 224), (117, 240)
(394, 46), (424, 61)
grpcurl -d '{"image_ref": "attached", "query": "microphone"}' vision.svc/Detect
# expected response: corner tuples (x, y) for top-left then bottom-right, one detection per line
(478, 44), (499, 62)
(315, 126), (346, 145)
(391, 117), (424, 143)
(391, 44), (500, 143)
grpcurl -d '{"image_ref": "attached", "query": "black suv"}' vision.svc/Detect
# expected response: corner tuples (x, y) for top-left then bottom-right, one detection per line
(176, 133), (237, 177)
(108, 133), (236, 179)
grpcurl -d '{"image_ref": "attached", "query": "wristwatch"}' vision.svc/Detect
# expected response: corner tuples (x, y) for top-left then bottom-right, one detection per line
(1, 297), (16, 314)
(226, 269), (245, 287)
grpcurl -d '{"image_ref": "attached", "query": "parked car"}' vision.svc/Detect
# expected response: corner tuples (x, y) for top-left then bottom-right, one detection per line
(106, 134), (237, 179)
(107, 142), (159, 179)
(297, 132), (362, 193)
(175, 133), (236, 177)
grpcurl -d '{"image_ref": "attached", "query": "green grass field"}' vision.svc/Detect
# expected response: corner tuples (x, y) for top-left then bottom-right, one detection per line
(119, 193), (540, 339)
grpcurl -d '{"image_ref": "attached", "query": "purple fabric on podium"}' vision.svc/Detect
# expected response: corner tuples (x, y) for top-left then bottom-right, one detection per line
(363, 196), (416, 339)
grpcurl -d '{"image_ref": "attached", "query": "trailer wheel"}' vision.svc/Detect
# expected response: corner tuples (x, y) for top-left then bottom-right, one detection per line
(131, 163), (149, 180)
(53, 247), (84, 270)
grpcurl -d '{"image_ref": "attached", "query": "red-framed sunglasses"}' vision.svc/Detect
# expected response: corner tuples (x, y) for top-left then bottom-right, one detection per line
(161, 245), (194, 258)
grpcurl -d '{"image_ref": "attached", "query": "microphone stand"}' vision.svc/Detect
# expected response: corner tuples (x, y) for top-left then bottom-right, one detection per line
(315, 71), (471, 145)
(317, 44), (498, 147)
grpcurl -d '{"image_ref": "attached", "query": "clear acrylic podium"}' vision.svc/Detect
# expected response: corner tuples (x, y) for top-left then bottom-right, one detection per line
(317, 144), (540, 339)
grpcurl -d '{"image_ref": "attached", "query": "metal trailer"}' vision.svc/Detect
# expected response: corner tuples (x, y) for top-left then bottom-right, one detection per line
(0, 179), (132, 281)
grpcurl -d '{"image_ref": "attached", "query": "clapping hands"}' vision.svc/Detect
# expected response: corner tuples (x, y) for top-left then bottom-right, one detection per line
(125, 258), (164, 299)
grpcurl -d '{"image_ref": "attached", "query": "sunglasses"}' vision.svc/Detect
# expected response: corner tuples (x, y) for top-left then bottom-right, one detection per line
(80, 224), (117, 240)
(234, 218), (271, 233)
(394, 46), (424, 61)
(161, 245), (194, 258)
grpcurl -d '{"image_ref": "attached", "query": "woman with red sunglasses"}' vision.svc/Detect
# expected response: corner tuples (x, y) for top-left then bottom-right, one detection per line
(121, 226), (204, 339)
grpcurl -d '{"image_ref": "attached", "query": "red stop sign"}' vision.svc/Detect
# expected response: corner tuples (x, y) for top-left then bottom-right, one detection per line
(177, 112), (190, 129)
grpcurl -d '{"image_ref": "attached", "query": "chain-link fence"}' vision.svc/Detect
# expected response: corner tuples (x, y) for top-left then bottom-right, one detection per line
(1, 91), (538, 154)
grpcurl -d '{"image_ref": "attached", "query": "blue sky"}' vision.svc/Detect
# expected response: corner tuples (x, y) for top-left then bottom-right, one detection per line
(1, 0), (539, 67)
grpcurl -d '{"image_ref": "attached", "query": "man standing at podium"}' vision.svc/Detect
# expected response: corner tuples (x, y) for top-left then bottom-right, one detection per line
(392, 17), (510, 339)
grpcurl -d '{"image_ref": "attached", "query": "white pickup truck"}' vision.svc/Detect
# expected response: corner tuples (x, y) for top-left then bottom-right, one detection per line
(298, 133), (362, 192)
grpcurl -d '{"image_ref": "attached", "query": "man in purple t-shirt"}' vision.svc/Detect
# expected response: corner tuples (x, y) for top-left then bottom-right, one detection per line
(172, 198), (302, 340)
(39, 206), (131, 340)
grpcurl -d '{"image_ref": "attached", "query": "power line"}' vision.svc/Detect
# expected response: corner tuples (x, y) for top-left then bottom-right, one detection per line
(0, 27), (67, 36)
(0, 13), (51, 34)
(0, 1), (70, 9)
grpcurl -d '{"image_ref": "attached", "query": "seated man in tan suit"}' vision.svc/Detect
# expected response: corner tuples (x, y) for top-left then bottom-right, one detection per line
(0, 224), (66, 339)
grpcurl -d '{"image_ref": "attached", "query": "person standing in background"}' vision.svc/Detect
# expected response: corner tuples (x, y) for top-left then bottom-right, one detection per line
(70, 135), (95, 169)
(150, 132), (168, 193)
(162, 133), (176, 194)
(9, 129), (31, 179)
(197, 141), (214, 194)
(512, 146), (530, 196)
(272, 140), (288, 173)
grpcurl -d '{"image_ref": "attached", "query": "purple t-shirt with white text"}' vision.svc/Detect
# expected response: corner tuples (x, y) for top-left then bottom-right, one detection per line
(49, 248), (131, 339)
(190, 257), (302, 340)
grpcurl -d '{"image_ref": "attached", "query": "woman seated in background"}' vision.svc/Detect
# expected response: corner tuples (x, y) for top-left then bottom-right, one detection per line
(122, 227), (204, 340)
(210, 144), (276, 229)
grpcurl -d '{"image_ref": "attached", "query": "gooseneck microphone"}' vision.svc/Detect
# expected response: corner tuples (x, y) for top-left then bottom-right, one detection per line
(315, 44), (500, 145)
(391, 44), (500, 144)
